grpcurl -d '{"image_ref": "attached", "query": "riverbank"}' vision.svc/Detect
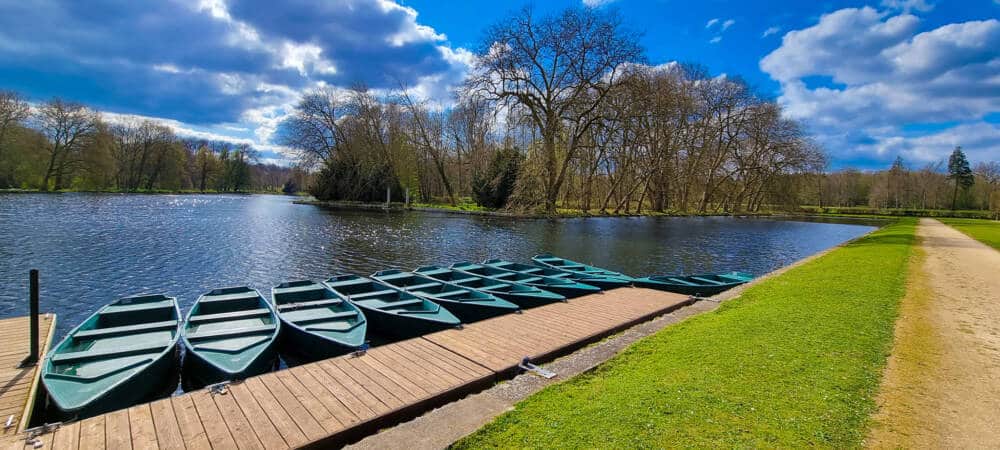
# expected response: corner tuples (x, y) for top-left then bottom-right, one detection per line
(868, 219), (1000, 447)
(454, 219), (917, 448)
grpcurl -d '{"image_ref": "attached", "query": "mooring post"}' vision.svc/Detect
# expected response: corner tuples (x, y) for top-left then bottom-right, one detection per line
(385, 186), (391, 208)
(20, 269), (39, 367)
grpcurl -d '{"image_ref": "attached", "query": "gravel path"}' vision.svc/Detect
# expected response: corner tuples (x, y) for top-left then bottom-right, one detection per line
(870, 219), (1000, 448)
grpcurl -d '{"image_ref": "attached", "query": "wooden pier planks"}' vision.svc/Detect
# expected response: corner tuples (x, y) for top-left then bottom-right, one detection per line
(0, 314), (55, 438)
(6, 288), (689, 449)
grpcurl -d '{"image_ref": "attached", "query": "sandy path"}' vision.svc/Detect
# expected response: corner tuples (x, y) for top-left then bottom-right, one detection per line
(869, 219), (1000, 448)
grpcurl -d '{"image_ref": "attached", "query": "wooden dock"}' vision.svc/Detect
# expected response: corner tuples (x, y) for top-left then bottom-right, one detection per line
(0, 314), (56, 439)
(6, 288), (690, 449)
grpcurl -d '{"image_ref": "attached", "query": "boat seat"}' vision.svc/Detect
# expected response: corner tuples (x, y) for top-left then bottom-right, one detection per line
(74, 320), (178, 340)
(377, 299), (424, 309)
(518, 276), (543, 283)
(200, 292), (260, 304)
(188, 308), (270, 324)
(519, 267), (542, 274)
(451, 277), (479, 284)
(186, 324), (276, 340)
(292, 310), (359, 325)
(374, 272), (408, 280)
(480, 283), (510, 291)
(690, 276), (725, 285)
(432, 290), (470, 298)
(51, 341), (172, 364)
(101, 300), (175, 315)
(665, 277), (697, 285)
(272, 285), (324, 296)
(403, 282), (440, 290)
(278, 299), (342, 311)
(350, 289), (397, 299)
(490, 272), (516, 279)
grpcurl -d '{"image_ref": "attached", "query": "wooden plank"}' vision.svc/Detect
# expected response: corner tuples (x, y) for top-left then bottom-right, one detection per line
(242, 377), (309, 448)
(77, 414), (106, 449)
(189, 391), (237, 450)
(420, 332), (508, 370)
(363, 349), (439, 396)
(272, 370), (343, 433)
(50, 421), (79, 450)
(227, 382), (288, 450)
(127, 404), (158, 450)
(148, 399), (184, 450)
(317, 361), (390, 415)
(251, 375), (326, 442)
(287, 367), (359, 428)
(104, 409), (132, 450)
(300, 363), (375, 422)
(370, 346), (452, 392)
(342, 357), (412, 405)
(210, 388), (264, 450)
(333, 359), (404, 409)
(381, 343), (463, 387)
(169, 395), (211, 450)
(403, 339), (489, 380)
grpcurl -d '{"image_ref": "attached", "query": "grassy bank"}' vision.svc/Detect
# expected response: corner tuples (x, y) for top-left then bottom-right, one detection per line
(455, 219), (917, 448)
(798, 205), (997, 220)
(937, 218), (1000, 250)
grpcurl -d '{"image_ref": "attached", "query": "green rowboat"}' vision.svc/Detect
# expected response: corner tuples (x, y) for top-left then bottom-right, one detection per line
(414, 265), (565, 308)
(42, 294), (181, 420)
(181, 287), (279, 389)
(531, 254), (634, 289)
(271, 280), (367, 361)
(452, 262), (601, 298)
(634, 272), (754, 296)
(372, 269), (520, 321)
(324, 274), (461, 338)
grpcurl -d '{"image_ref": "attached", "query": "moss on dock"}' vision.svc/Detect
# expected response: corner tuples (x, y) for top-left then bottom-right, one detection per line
(454, 219), (917, 449)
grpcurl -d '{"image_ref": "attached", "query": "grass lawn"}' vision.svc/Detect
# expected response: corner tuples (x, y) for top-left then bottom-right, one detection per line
(454, 219), (917, 449)
(937, 218), (1000, 251)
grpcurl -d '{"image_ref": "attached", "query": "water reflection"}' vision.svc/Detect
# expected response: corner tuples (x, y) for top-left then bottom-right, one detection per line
(0, 193), (879, 337)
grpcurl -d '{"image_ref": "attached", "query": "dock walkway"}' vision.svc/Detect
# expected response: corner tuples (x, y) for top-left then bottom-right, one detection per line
(0, 314), (55, 439)
(6, 288), (689, 449)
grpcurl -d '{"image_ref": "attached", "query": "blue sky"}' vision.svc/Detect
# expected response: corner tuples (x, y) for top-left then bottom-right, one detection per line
(0, 0), (997, 168)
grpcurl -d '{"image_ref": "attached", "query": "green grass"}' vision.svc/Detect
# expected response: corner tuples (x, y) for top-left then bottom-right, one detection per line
(938, 218), (1000, 250)
(454, 219), (917, 449)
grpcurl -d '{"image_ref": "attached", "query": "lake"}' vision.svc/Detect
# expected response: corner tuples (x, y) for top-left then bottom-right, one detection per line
(0, 193), (879, 337)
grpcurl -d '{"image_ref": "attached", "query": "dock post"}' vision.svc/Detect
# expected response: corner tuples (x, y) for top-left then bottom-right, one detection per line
(386, 186), (391, 208)
(19, 269), (40, 367)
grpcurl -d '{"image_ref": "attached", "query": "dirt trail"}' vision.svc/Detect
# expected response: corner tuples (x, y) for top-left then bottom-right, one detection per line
(869, 219), (1000, 448)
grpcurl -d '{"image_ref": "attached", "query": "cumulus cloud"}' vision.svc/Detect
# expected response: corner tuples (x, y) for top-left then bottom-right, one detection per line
(0, 0), (473, 164)
(880, 0), (935, 13)
(582, 0), (618, 7)
(706, 18), (719, 28)
(760, 6), (1000, 165)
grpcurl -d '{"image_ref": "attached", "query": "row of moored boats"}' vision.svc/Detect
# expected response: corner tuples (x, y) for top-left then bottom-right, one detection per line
(41, 254), (752, 419)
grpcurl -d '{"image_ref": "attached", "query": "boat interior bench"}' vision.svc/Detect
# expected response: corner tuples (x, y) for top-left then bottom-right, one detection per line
(431, 290), (471, 298)
(364, 298), (423, 309)
(189, 308), (270, 323)
(291, 310), (358, 325)
(200, 292), (261, 304)
(51, 341), (172, 364)
(74, 320), (178, 340)
(100, 300), (175, 315)
(350, 289), (397, 299)
(277, 299), (342, 311)
(186, 324), (276, 341)
(402, 282), (440, 291)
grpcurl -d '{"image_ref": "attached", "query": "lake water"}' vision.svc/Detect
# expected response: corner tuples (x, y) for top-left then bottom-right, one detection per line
(0, 193), (880, 338)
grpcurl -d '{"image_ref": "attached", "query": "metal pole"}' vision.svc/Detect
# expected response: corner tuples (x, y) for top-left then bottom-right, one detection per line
(20, 270), (39, 367)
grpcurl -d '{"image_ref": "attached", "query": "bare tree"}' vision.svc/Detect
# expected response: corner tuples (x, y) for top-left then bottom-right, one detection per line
(281, 86), (347, 167)
(35, 99), (99, 190)
(0, 90), (31, 185)
(466, 6), (643, 212)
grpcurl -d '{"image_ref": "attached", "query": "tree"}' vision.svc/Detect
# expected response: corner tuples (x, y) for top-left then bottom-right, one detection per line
(472, 147), (523, 208)
(466, 6), (643, 213)
(947, 146), (974, 210)
(0, 90), (31, 186)
(35, 99), (100, 190)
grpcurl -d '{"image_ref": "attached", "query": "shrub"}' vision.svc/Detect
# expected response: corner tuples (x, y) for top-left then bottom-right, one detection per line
(472, 148), (523, 209)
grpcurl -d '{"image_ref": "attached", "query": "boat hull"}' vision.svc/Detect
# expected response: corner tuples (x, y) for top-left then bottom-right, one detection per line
(278, 321), (361, 361)
(46, 344), (179, 421)
(429, 299), (516, 322)
(633, 277), (746, 296)
(182, 341), (277, 389)
(359, 307), (458, 339)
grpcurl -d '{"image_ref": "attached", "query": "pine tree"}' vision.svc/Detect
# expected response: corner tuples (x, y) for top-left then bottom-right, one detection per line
(948, 146), (974, 210)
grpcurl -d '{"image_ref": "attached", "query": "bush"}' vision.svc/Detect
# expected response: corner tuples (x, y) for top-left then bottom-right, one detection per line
(472, 148), (523, 209)
(310, 158), (403, 202)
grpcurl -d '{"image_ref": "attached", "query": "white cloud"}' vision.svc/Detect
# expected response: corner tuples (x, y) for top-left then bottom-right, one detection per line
(760, 7), (1000, 165)
(709, 36), (722, 44)
(706, 18), (719, 28)
(762, 26), (781, 38)
(880, 0), (935, 13)
(722, 19), (736, 31)
(582, 0), (618, 7)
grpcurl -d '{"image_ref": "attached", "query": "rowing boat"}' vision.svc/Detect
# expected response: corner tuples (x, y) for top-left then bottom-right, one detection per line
(414, 265), (565, 308)
(633, 272), (754, 296)
(271, 280), (367, 360)
(372, 269), (520, 321)
(42, 294), (181, 419)
(453, 261), (601, 298)
(181, 287), (279, 389)
(531, 254), (634, 289)
(325, 274), (461, 338)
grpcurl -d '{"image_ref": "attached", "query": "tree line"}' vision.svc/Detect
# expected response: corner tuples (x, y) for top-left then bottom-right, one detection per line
(0, 92), (309, 193)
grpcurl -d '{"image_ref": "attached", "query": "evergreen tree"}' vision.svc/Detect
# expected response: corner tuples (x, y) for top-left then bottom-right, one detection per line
(947, 146), (974, 210)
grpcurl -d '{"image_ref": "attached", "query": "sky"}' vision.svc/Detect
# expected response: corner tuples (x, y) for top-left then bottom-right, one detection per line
(0, 0), (997, 169)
